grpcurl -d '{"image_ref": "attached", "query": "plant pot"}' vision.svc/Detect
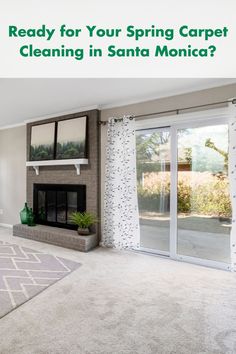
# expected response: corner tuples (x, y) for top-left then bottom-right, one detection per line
(77, 228), (90, 236)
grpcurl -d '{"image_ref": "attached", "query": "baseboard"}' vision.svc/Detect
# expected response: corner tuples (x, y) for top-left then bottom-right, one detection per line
(0, 223), (13, 229)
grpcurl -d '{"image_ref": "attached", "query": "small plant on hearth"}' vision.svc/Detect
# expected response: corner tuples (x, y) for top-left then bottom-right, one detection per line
(69, 212), (98, 235)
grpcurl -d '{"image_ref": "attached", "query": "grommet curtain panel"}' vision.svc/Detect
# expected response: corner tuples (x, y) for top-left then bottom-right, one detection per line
(229, 108), (236, 271)
(101, 116), (140, 250)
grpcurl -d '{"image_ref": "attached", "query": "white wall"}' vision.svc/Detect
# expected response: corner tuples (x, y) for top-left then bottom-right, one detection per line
(0, 126), (26, 226)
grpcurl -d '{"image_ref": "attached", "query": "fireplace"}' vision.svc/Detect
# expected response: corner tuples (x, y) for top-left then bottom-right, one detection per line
(33, 184), (86, 230)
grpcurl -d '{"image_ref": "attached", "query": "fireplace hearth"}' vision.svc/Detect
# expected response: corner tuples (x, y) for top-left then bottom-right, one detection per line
(33, 184), (86, 230)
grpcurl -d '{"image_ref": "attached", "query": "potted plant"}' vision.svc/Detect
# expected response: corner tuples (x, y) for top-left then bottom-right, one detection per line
(70, 212), (98, 235)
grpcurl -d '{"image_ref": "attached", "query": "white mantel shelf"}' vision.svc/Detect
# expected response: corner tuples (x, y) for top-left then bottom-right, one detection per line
(26, 159), (88, 175)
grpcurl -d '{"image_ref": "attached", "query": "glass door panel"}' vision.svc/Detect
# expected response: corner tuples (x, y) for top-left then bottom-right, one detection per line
(136, 127), (170, 252)
(177, 124), (231, 263)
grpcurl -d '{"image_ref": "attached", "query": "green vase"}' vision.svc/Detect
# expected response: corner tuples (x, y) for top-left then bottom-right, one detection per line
(27, 208), (36, 227)
(20, 203), (30, 224)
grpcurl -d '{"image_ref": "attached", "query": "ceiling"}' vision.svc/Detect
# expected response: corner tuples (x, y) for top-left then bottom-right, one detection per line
(0, 78), (236, 128)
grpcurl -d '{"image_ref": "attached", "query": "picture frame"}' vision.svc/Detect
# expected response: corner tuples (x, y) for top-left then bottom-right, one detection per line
(56, 116), (87, 159)
(30, 122), (56, 161)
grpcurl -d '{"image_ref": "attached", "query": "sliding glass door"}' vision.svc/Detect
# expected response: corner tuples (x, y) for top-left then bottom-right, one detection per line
(136, 127), (170, 254)
(136, 119), (231, 267)
(177, 124), (231, 263)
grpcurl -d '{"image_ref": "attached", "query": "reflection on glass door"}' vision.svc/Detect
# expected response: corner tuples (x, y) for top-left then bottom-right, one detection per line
(177, 124), (231, 263)
(136, 127), (170, 253)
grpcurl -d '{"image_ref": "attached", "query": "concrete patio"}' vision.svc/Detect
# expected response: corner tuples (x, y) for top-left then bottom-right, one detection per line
(140, 215), (231, 263)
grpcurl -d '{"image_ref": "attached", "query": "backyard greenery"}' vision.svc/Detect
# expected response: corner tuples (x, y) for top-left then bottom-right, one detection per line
(136, 129), (231, 219)
(136, 131), (170, 180)
(138, 172), (231, 218)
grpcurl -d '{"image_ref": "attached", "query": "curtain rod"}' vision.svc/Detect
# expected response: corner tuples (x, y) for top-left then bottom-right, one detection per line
(98, 98), (236, 125)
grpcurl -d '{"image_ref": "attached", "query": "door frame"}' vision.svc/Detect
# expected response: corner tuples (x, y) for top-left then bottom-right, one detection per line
(136, 106), (232, 270)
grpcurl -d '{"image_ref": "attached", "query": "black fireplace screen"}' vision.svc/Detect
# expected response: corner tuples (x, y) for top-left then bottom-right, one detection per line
(33, 184), (86, 229)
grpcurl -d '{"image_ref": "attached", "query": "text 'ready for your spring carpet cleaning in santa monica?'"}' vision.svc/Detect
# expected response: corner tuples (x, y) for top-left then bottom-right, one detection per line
(8, 24), (229, 61)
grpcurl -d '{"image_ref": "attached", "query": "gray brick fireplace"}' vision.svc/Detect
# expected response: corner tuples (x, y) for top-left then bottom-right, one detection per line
(13, 109), (100, 251)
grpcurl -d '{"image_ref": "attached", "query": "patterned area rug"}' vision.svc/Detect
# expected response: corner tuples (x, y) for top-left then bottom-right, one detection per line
(0, 240), (80, 318)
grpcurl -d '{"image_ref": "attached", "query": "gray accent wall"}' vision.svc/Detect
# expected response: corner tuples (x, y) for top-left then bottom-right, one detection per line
(26, 109), (100, 236)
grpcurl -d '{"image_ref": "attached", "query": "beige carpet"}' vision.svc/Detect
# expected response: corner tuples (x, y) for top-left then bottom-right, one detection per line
(0, 227), (236, 354)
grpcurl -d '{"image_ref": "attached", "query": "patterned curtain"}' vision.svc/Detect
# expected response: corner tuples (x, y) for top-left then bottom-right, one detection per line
(229, 109), (236, 271)
(101, 116), (140, 250)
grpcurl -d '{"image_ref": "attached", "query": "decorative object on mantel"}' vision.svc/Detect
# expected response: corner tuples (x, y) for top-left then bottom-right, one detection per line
(70, 211), (98, 236)
(27, 115), (88, 175)
(30, 122), (56, 161)
(20, 202), (30, 224)
(29, 116), (87, 160)
(56, 116), (87, 159)
(26, 158), (88, 175)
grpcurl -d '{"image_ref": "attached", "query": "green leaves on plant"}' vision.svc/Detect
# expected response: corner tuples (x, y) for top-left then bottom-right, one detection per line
(69, 212), (98, 228)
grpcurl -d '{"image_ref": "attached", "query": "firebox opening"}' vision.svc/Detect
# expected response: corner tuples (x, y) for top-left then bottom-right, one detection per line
(33, 184), (86, 230)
